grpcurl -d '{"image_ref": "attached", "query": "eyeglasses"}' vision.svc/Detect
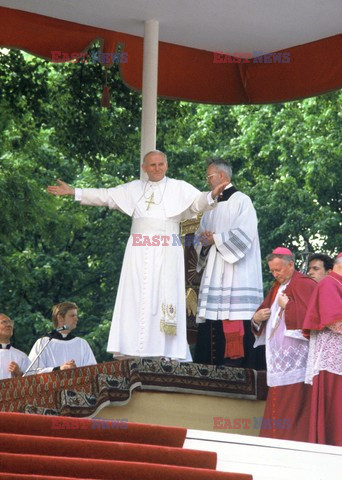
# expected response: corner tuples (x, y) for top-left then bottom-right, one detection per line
(0, 320), (13, 326)
(206, 173), (218, 180)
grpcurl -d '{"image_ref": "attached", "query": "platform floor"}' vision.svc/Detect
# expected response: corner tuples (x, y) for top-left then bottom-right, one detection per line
(96, 391), (265, 435)
(184, 429), (342, 480)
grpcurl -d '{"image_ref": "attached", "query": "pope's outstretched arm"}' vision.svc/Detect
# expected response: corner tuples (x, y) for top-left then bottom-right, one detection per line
(186, 180), (229, 220)
(48, 179), (75, 196)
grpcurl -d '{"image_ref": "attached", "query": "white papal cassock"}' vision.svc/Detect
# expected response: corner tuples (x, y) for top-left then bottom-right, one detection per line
(75, 177), (212, 361)
(0, 345), (30, 380)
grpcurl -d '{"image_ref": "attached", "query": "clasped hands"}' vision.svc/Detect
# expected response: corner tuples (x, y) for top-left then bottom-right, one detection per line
(60, 359), (77, 370)
(200, 231), (214, 246)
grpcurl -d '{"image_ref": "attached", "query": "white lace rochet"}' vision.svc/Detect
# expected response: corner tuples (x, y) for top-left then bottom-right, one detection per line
(305, 327), (342, 384)
(265, 283), (309, 387)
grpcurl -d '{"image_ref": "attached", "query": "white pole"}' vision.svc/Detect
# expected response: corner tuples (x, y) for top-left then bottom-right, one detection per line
(140, 19), (159, 179)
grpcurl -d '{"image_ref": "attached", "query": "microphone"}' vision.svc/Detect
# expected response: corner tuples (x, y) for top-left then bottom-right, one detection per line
(55, 325), (70, 332)
(46, 325), (70, 336)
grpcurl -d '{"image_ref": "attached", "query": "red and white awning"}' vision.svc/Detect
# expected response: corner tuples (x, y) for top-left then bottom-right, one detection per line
(0, 1), (341, 157)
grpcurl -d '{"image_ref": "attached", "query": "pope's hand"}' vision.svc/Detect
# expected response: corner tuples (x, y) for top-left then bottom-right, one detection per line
(211, 181), (229, 200)
(47, 179), (75, 196)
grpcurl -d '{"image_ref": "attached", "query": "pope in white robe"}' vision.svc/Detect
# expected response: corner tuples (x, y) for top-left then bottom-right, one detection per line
(47, 151), (227, 361)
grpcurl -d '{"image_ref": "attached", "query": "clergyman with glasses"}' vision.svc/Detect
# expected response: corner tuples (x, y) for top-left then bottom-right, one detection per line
(194, 158), (265, 369)
(0, 313), (30, 379)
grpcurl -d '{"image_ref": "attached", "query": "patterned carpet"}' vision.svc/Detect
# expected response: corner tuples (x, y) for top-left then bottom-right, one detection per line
(0, 358), (267, 416)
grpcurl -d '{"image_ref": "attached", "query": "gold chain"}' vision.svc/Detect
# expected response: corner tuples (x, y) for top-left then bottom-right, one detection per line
(142, 178), (168, 207)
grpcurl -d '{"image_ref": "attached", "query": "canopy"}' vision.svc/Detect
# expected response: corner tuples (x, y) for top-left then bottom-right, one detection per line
(0, 1), (341, 104)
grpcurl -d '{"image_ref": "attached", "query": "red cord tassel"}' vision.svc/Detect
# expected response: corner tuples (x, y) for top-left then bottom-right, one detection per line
(101, 85), (110, 108)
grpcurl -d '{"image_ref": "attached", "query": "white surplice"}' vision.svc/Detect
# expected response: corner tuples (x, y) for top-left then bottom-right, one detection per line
(28, 336), (97, 374)
(76, 177), (212, 360)
(196, 187), (263, 322)
(0, 345), (30, 380)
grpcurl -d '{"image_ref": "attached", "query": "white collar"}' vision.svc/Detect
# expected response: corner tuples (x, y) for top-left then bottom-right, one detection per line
(146, 176), (167, 187)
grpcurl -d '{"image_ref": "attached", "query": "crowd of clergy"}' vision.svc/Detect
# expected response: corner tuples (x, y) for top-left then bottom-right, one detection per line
(252, 248), (342, 446)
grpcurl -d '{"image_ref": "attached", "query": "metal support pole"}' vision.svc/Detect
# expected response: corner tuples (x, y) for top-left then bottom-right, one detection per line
(140, 19), (159, 178)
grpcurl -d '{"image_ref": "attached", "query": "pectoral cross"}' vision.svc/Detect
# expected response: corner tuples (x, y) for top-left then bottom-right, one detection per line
(268, 307), (283, 340)
(145, 192), (155, 210)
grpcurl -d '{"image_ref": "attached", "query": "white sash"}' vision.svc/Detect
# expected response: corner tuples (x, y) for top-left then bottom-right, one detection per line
(130, 217), (179, 235)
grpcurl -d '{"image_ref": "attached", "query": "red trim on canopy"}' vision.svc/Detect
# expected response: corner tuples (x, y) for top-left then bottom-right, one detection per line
(0, 6), (341, 104)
